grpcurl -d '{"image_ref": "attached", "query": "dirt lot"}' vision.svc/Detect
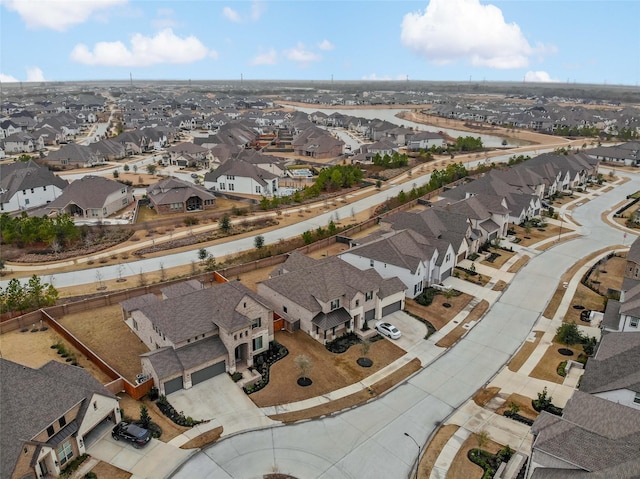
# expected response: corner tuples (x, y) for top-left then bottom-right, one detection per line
(405, 291), (474, 331)
(56, 305), (150, 382)
(249, 330), (405, 407)
(0, 327), (113, 383)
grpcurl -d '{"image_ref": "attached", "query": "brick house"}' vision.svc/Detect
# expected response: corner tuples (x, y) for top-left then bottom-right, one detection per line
(146, 177), (216, 214)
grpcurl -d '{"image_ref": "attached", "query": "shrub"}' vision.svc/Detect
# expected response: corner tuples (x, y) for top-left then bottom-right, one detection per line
(229, 371), (243, 382)
(557, 360), (568, 377)
(59, 454), (89, 478)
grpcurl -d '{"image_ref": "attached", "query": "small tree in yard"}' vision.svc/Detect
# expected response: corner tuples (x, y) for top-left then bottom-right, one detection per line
(360, 339), (371, 358)
(556, 322), (583, 346)
(139, 404), (151, 429)
(220, 214), (231, 233)
(294, 354), (313, 380)
(198, 247), (209, 264)
(254, 235), (265, 249)
(476, 430), (490, 450)
(146, 164), (157, 175)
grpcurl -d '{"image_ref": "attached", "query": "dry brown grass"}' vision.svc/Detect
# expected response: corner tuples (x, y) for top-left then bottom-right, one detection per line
(269, 358), (421, 423)
(117, 394), (190, 442)
(435, 300), (489, 348)
(508, 332), (543, 372)
(472, 387), (501, 408)
(492, 280), (507, 292)
(588, 254), (626, 294)
(417, 424), (460, 479)
(495, 393), (539, 421)
(89, 461), (132, 479)
(563, 284), (606, 324)
(536, 233), (582, 251)
(0, 327), (113, 383)
(481, 249), (516, 269)
(507, 255), (530, 273)
(179, 426), (224, 449)
(57, 305), (150, 382)
(529, 343), (580, 383)
(251, 330), (405, 408)
(446, 434), (503, 479)
(542, 246), (624, 319)
(405, 292), (474, 330)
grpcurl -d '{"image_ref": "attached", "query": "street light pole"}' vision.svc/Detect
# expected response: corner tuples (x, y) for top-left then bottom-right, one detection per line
(404, 432), (421, 479)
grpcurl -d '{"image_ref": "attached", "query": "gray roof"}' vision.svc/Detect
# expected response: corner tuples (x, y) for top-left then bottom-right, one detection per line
(0, 359), (116, 479)
(312, 307), (352, 330)
(140, 336), (227, 380)
(531, 391), (640, 477)
(0, 160), (68, 203)
(136, 280), (267, 343)
(161, 279), (203, 299)
(45, 175), (127, 210)
(627, 236), (640, 265)
(206, 158), (277, 185)
(579, 332), (640, 395)
(147, 177), (215, 206)
(120, 293), (159, 314)
(601, 299), (621, 331)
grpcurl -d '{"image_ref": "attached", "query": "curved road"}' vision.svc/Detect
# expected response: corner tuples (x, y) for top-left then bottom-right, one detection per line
(171, 175), (639, 479)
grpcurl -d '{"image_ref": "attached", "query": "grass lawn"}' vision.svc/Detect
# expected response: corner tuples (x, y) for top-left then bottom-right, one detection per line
(507, 331), (543, 373)
(481, 248), (516, 269)
(495, 393), (539, 421)
(117, 394), (190, 442)
(563, 283), (606, 324)
(250, 330), (405, 408)
(507, 255), (530, 273)
(418, 424), (460, 479)
(529, 342), (580, 384)
(446, 433), (503, 479)
(89, 462), (132, 479)
(472, 387), (500, 408)
(512, 224), (565, 248)
(57, 305), (150, 382)
(587, 254), (626, 294)
(179, 426), (224, 449)
(405, 291), (474, 331)
(435, 300), (489, 348)
(492, 280), (507, 292)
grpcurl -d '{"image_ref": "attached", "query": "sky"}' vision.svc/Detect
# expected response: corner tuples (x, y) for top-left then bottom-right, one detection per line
(0, 0), (638, 85)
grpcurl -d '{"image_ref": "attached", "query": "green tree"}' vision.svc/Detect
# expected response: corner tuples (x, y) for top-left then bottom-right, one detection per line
(139, 404), (151, 429)
(123, 164), (130, 172)
(133, 164), (138, 173)
(254, 235), (265, 249)
(113, 170), (119, 178)
(3, 278), (26, 313)
(197, 248), (209, 263)
(26, 275), (47, 309)
(17, 154), (32, 162)
(260, 197), (270, 210)
(219, 214), (231, 233)
(146, 164), (157, 175)
(301, 230), (313, 245)
(327, 220), (337, 235)
(556, 322), (583, 346)
(476, 430), (490, 449)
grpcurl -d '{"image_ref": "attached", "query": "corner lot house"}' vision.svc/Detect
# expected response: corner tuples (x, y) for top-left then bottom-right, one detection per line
(1, 359), (121, 479)
(121, 280), (273, 396)
(146, 177), (216, 214)
(0, 160), (68, 212)
(257, 253), (406, 344)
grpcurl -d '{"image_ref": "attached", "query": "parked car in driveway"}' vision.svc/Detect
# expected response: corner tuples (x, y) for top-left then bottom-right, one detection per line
(375, 321), (401, 339)
(111, 422), (151, 448)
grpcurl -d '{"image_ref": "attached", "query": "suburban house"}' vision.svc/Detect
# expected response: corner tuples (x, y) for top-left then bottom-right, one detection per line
(1, 358), (121, 479)
(621, 235), (640, 291)
(578, 332), (640, 409)
(406, 131), (447, 151)
(204, 159), (279, 197)
(42, 175), (133, 221)
(339, 229), (456, 298)
(292, 126), (343, 159)
(0, 160), (68, 212)
(0, 119), (22, 139)
(433, 195), (510, 244)
(257, 254), (406, 344)
(529, 391), (640, 478)
(587, 141), (640, 166)
(42, 144), (105, 169)
(121, 280), (274, 396)
(2, 131), (44, 153)
(166, 142), (212, 168)
(146, 177), (216, 214)
(602, 281), (640, 333)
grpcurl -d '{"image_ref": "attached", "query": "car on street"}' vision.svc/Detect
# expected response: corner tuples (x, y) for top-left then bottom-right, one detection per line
(111, 421), (152, 448)
(375, 321), (401, 339)
(190, 173), (199, 178)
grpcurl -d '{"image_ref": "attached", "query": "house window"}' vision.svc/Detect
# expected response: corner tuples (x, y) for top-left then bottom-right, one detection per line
(43, 186), (47, 191)
(46, 425), (55, 437)
(93, 401), (98, 411)
(370, 259), (374, 267)
(252, 336), (263, 351)
(228, 184), (235, 191)
(132, 319), (138, 330)
(355, 300), (360, 307)
(219, 183), (226, 190)
(631, 317), (639, 328)
(24, 199), (29, 205)
(227, 175), (235, 180)
(59, 416), (66, 428)
(31, 188), (34, 193)
(365, 291), (373, 301)
(331, 299), (340, 310)
(635, 392), (640, 404)
(57, 440), (74, 466)
(255, 186), (261, 193)
(283, 305), (288, 313)
(252, 317), (261, 329)
(91, 209), (100, 217)
(22, 190), (26, 194)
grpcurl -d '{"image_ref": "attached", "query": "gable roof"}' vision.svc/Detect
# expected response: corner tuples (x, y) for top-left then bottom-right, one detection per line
(45, 175), (126, 210)
(147, 177), (215, 205)
(206, 158), (277, 185)
(0, 160), (68, 203)
(0, 359), (116, 479)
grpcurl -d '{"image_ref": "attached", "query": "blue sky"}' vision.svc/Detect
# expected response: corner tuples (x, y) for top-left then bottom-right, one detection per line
(1, 0), (638, 85)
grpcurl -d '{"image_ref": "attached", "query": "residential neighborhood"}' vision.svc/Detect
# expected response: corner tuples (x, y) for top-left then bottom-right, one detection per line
(1, 80), (640, 479)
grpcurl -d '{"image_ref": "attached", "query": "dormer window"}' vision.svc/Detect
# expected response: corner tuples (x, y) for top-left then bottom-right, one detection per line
(330, 299), (340, 310)
(365, 291), (374, 301)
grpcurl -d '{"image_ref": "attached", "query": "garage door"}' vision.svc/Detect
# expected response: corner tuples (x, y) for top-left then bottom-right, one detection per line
(191, 361), (226, 386)
(441, 268), (452, 280)
(364, 309), (376, 321)
(164, 376), (184, 395)
(382, 301), (402, 317)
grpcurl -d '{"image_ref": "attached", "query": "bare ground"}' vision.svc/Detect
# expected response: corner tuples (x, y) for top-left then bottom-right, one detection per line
(418, 424), (460, 479)
(508, 331), (543, 373)
(529, 342), (580, 384)
(435, 300), (490, 348)
(405, 292), (474, 331)
(446, 434), (503, 479)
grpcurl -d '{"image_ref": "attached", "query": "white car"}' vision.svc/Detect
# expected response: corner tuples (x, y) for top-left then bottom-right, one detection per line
(375, 321), (401, 339)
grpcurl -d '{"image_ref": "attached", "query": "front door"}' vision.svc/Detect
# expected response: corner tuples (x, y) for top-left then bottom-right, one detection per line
(39, 459), (48, 475)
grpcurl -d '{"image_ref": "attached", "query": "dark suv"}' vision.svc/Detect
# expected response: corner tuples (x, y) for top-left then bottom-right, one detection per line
(111, 422), (152, 448)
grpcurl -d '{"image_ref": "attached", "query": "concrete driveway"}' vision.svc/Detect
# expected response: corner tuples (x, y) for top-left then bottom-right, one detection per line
(376, 310), (427, 353)
(167, 374), (277, 437)
(88, 427), (195, 479)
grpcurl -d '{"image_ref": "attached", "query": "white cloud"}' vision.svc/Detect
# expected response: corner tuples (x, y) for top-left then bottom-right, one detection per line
(251, 49), (278, 65)
(2, 0), (127, 31)
(318, 40), (335, 51)
(26, 66), (46, 82)
(400, 0), (549, 69)
(284, 43), (321, 65)
(151, 7), (181, 29)
(222, 1), (265, 23)
(362, 73), (407, 81)
(0, 73), (19, 83)
(524, 70), (558, 83)
(70, 28), (215, 67)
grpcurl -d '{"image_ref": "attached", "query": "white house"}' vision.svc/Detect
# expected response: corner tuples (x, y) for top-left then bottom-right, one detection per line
(204, 159), (279, 197)
(0, 160), (69, 212)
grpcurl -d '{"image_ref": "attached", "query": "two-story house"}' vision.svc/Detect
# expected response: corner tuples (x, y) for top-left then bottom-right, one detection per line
(204, 159), (279, 197)
(257, 254), (406, 344)
(0, 160), (68, 212)
(121, 280), (273, 396)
